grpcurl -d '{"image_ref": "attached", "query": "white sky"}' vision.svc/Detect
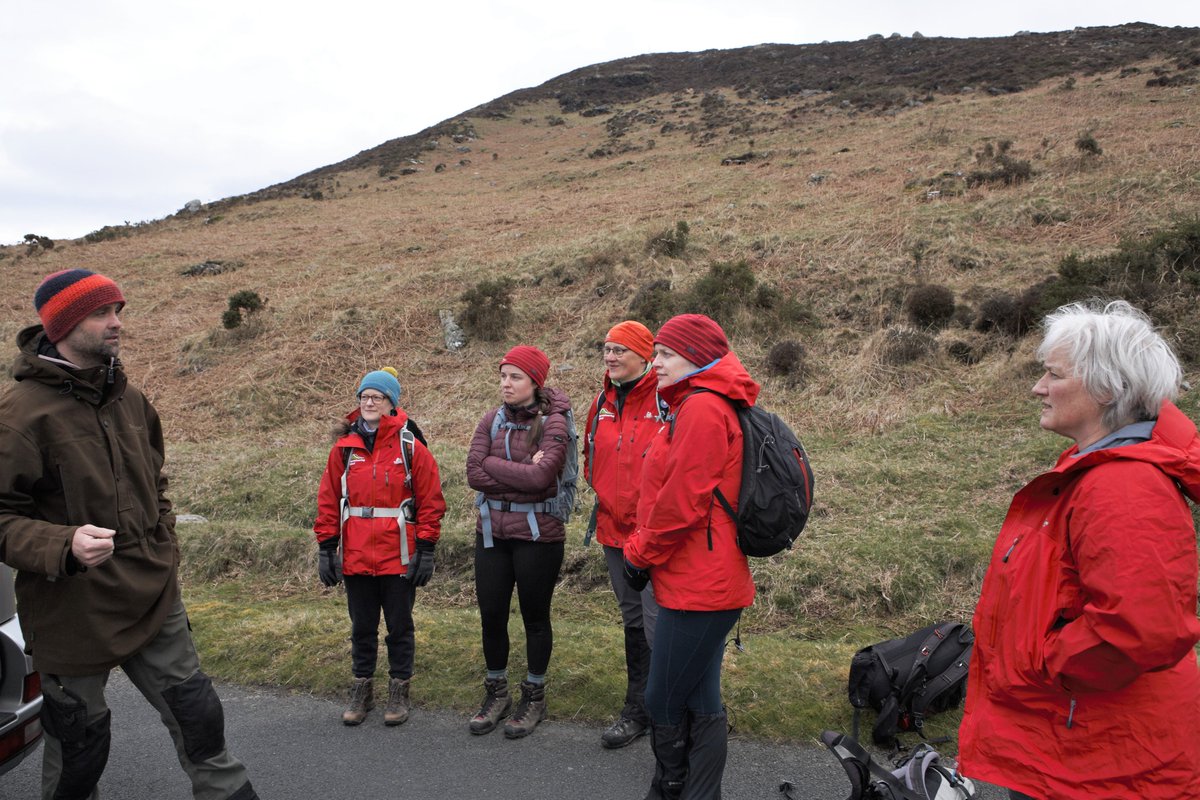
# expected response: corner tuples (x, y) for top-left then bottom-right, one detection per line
(1, 1), (1194, 245)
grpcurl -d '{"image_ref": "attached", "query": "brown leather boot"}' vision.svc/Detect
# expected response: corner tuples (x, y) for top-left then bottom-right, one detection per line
(469, 677), (512, 735)
(502, 680), (547, 739)
(384, 678), (411, 726)
(342, 677), (374, 725)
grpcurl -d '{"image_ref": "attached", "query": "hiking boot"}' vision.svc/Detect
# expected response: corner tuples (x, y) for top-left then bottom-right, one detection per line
(503, 680), (547, 739)
(469, 677), (512, 735)
(342, 677), (374, 726)
(602, 714), (649, 749)
(384, 677), (411, 726)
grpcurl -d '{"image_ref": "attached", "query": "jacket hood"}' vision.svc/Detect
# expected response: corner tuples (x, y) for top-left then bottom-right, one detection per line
(13, 324), (118, 404)
(335, 406), (411, 445)
(1056, 401), (1200, 503)
(659, 351), (760, 408)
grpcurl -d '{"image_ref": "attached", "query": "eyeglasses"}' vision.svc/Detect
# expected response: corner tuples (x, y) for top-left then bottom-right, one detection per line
(359, 393), (389, 405)
(602, 346), (630, 357)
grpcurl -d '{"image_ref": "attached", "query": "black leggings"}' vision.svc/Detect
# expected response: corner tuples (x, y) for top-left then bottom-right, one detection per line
(474, 535), (564, 676)
(344, 574), (417, 679)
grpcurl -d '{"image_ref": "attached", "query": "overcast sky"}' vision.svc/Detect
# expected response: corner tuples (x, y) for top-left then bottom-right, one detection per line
(1, 1), (1194, 245)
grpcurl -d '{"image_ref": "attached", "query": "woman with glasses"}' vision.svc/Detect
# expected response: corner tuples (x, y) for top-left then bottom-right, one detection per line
(583, 321), (663, 749)
(314, 367), (446, 727)
(465, 345), (574, 739)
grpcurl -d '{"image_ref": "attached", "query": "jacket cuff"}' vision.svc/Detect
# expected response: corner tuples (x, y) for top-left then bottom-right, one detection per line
(416, 538), (436, 553)
(317, 537), (340, 552)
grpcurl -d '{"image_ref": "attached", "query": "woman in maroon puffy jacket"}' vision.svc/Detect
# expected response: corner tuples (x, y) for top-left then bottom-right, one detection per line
(624, 314), (758, 800)
(959, 301), (1200, 799)
(465, 345), (574, 739)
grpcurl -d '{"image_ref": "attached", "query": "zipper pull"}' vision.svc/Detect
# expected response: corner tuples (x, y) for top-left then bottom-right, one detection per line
(1066, 698), (1076, 729)
(1002, 535), (1022, 563)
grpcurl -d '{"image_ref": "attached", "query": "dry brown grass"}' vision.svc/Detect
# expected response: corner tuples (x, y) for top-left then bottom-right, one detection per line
(2, 61), (1198, 478)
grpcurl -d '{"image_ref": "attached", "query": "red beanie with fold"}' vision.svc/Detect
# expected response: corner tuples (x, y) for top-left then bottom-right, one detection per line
(654, 314), (729, 366)
(500, 345), (551, 387)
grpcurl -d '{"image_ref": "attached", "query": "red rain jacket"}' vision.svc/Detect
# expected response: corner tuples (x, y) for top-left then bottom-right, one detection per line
(314, 409), (446, 576)
(624, 352), (758, 611)
(959, 401), (1200, 798)
(584, 369), (661, 548)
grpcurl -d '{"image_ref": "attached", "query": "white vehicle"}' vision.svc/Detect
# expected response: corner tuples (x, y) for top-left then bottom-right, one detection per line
(0, 564), (41, 774)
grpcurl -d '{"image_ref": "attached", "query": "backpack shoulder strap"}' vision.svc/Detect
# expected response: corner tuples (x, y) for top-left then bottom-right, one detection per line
(586, 390), (605, 485)
(489, 406), (506, 439)
(405, 416), (428, 447)
(898, 623), (968, 702)
(398, 423), (416, 490)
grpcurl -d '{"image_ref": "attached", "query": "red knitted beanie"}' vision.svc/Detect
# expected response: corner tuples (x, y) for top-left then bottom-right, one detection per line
(500, 345), (551, 387)
(655, 314), (729, 366)
(34, 269), (126, 343)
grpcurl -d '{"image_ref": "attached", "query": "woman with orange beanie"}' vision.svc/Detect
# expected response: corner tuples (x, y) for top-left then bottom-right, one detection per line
(584, 320), (664, 748)
(465, 345), (575, 738)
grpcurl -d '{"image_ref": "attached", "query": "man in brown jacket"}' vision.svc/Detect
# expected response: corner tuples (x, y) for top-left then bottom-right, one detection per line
(0, 269), (257, 800)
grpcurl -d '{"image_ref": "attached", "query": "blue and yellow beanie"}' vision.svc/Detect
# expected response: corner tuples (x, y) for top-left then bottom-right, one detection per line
(357, 367), (401, 408)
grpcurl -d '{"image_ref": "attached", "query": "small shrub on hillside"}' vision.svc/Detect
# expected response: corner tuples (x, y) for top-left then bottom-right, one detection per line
(459, 278), (514, 342)
(752, 284), (817, 331)
(647, 221), (690, 258)
(945, 339), (978, 365)
(687, 260), (756, 328)
(546, 115), (566, 127)
(23, 234), (54, 254)
(1045, 218), (1200, 316)
(84, 225), (133, 244)
(904, 284), (956, 329)
(629, 280), (679, 330)
(876, 327), (937, 366)
(1075, 131), (1102, 156)
(967, 139), (1033, 188)
(765, 340), (808, 386)
(222, 290), (266, 330)
(974, 291), (1036, 337)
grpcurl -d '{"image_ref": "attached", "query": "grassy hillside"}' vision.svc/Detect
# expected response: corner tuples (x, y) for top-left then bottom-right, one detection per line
(3, 28), (1199, 739)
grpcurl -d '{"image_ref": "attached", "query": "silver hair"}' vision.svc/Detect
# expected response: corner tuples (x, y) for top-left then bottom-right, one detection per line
(1037, 299), (1181, 430)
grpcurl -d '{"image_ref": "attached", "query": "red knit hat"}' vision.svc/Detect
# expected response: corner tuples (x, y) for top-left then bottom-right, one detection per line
(500, 345), (551, 387)
(655, 314), (729, 366)
(34, 269), (126, 343)
(605, 320), (654, 362)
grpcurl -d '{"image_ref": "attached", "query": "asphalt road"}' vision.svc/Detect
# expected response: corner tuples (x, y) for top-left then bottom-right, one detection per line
(2, 673), (1005, 799)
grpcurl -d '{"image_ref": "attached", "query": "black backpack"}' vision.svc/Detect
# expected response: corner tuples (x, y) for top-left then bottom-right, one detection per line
(847, 622), (974, 748)
(670, 389), (814, 557)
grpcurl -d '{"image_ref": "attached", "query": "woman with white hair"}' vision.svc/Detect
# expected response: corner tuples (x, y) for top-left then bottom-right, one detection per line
(958, 300), (1200, 799)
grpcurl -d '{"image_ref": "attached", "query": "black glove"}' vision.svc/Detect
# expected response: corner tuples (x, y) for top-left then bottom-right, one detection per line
(407, 539), (436, 587)
(318, 546), (342, 587)
(624, 559), (650, 592)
